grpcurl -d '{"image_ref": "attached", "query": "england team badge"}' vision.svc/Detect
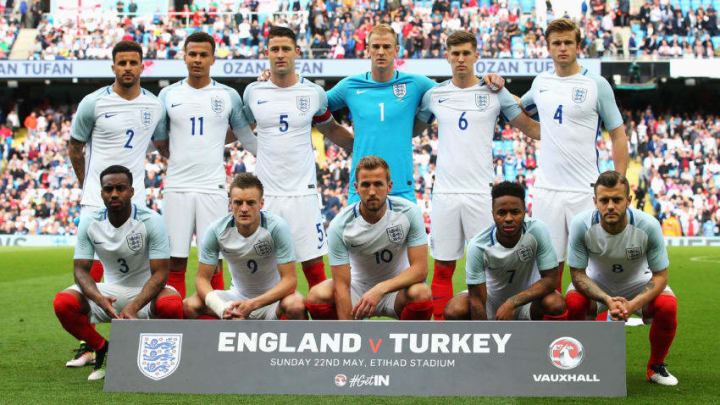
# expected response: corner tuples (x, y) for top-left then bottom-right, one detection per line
(516, 245), (533, 262)
(140, 108), (153, 127)
(572, 87), (587, 104)
(137, 334), (182, 381)
(393, 83), (407, 98)
(254, 240), (272, 256)
(386, 225), (404, 243)
(126, 232), (143, 252)
(296, 95), (310, 112)
(626, 246), (643, 261)
(475, 94), (489, 111)
(211, 95), (225, 114)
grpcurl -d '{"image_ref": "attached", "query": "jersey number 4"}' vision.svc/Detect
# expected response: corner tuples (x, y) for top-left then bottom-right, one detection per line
(553, 105), (563, 124)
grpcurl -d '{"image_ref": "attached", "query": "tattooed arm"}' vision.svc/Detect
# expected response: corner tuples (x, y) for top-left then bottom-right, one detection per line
(570, 266), (628, 320)
(625, 268), (669, 319)
(495, 266), (560, 320)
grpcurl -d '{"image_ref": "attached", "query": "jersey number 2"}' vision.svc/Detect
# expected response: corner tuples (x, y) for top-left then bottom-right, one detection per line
(124, 129), (134, 148)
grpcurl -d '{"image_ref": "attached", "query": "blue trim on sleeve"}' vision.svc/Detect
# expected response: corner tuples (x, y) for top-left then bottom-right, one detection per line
(426, 113), (435, 124)
(595, 116), (602, 172)
(500, 111), (508, 122)
(526, 103), (536, 110)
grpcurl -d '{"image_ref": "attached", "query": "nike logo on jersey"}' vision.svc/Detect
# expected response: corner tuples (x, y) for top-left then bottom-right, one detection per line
(93, 239), (103, 244)
(171, 103), (182, 108)
(257, 100), (269, 104)
(356, 90), (368, 94)
(538, 89), (549, 93)
(438, 98), (449, 103)
(104, 114), (117, 118)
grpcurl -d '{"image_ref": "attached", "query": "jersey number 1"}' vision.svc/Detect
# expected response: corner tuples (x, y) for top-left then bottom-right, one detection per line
(378, 103), (384, 122)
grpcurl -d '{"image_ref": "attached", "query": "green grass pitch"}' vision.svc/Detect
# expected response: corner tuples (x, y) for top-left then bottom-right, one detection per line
(1, 246), (718, 404)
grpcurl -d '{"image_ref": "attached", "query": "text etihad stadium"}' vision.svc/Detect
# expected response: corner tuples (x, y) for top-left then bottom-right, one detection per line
(217, 332), (512, 354)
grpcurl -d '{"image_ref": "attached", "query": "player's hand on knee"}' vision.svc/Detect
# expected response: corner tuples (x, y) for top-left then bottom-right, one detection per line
(257, 69), (271, 82)
(483, 74), (505, 92)
(227, 300), (254, 319)
(495, 301), (515, 320)
(352, 290), (381, 320)
(98, 295), (119, 319)
(119, 305), (139, 319)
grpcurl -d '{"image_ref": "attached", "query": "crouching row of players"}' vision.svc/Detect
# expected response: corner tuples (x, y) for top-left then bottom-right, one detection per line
(54, 157), (677, 385)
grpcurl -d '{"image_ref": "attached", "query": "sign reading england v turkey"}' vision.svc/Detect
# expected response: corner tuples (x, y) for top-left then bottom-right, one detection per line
(105, 320), (626, 397)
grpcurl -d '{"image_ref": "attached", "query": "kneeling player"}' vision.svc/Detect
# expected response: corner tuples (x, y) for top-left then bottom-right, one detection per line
(53, 165), (182, 381)
(566, 171), (678, 386)
(183, 174), (306, 320)
(306, 156), (433, 320)
(444, 181), (565, 320)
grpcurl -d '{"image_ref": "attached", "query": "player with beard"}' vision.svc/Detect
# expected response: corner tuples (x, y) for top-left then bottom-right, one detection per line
(566, 171), (678, 386)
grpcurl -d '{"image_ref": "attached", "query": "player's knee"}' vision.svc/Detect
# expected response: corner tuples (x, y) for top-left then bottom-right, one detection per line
(53, 291), (81, 317)
(565, 292), (589, 320)
(282, 294), (307, 320)
(155, 295), (183, 319)
(182, 295), (203, 319)
(651, 295), (677, 329)
(406, 283), (432, 302)
(543, 293), (567, 316)
(306, 280), (334, 305)
(443, 298), (469, 320)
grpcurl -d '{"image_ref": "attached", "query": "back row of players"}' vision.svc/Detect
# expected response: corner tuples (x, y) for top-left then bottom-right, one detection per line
(53, 21), (678, 386)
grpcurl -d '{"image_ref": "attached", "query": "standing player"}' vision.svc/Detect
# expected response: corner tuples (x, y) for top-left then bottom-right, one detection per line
(183, 174), (306, 320)
(67, 40), (164, 366)
(566, 171), (678, 386)
(443, 182), (565, 321)
(305, 156), (433, 320)
(243, 26), (353, 289)
(69, 40), (164, 282)
(156, 32), (258, 298)
(417, 30), (540, 320)
(52, 165), (182, 381)
(326, 24), (436, 204)
(520, 18), (628, 297)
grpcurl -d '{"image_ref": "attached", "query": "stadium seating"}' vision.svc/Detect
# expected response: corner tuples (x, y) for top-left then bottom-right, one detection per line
(16, 0), (719, 61)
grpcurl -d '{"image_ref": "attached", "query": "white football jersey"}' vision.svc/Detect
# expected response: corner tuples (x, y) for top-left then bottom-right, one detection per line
(465, 218), (558, 304)
(74, 204), (170, 288)
(418, 80), (522, 193)
(567, 208), (670, 297)
(71, 86), (163, 208)
(327, 197), (427, 287)
(243, 78), (332, 196)
(157, 79), (253, 195)
(521, 67), (623, 192)
(199, 211), (295, 300)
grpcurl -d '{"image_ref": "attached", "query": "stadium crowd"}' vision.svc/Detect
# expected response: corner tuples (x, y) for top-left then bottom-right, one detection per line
(1, 97), (718, 237)
(4, 0), (718, 61)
